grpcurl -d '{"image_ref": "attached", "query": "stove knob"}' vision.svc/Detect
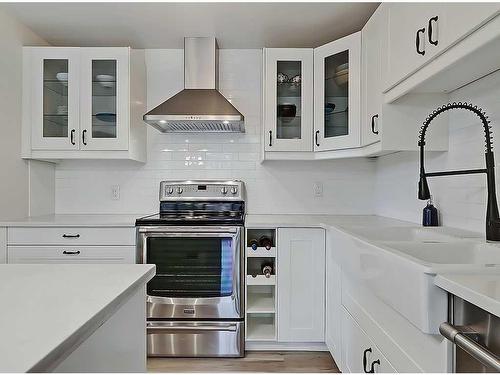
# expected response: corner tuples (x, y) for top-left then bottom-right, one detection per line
(220, 187), (228, 195)
(230, 186), (238, 195)
(177, 187), (183, 194)
(167, 187), (174, 195)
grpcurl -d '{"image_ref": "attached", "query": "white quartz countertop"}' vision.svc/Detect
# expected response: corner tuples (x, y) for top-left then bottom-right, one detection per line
(245, 214), (415, 229)
(0, 264), (155, 372)
(0, 213), (415, 229)
(0, 214), (148, 227)
(435, 271), (500, 317)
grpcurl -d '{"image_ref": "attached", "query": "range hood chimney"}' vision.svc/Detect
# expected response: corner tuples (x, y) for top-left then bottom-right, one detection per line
(143, 37), (245, 133)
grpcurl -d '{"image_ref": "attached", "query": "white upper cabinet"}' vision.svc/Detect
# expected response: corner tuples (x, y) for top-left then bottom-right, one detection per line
(438, 3), (500, 50)
(79, 48), (129, 151)
(264, 49), (313, 152)
(262, 3), (498, 159)
(31, 48), (81, 150)
(277, 228), (325, 342)
(385, 3), (500, 93)
(361, 6), (386, 147)
(23, 47), (146, 162)
(385, 3), (444, 90)
(314, 32), (361, 151)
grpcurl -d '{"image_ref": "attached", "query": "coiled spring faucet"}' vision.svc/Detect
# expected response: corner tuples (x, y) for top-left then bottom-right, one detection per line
(418, 102), (500, 241)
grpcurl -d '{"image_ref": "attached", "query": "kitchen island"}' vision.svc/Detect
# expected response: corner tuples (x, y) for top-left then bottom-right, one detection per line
(0, 264), (155, 372)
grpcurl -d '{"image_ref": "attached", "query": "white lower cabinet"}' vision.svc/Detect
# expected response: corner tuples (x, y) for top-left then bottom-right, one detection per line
(8, 246), (135, 264)
(8, 227), (135, 246)
(325, 232), (342, 360)
(277, 228), (325, 342)
(6, 226), (136, 264)
(341, 308), (396, 373)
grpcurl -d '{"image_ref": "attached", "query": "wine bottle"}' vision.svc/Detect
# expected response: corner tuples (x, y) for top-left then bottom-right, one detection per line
(262, 263), (273, 278)
(249, 239), (259, 251)
(259, 236), (272, 250)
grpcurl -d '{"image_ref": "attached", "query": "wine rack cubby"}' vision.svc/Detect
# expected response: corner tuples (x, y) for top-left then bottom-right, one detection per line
(245, 228), (277, 341)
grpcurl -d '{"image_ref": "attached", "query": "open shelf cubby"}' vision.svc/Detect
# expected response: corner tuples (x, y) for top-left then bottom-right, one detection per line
(246, 313), (276, 341)
(247, 285), (275, 313)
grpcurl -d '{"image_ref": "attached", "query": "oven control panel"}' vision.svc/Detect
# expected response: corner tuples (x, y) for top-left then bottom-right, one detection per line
(160, 180), (244, 201)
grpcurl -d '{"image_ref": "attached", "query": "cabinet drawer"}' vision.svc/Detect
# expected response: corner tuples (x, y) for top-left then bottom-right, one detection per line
(341, 308), (396, 373)
(8, 227), (135, 246)
(7, 246), (136, 264)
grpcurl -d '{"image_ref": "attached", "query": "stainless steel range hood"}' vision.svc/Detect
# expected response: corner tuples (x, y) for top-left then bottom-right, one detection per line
(143, 37), (245, 133)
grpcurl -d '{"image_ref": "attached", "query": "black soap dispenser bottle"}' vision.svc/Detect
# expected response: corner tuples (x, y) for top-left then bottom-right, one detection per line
(422, 195), (439, 226)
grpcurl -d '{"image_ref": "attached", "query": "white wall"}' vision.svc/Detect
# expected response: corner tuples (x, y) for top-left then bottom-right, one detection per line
(55, 49), (376, 215)
(0, 8), (53, 220)
(375, 70), (500, 233)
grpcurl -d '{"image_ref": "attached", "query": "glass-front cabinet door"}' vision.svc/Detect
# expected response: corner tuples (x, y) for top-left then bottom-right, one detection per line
(80, 48), (129, 150)
(264, 49), (313, 152)
(31, 48), (80, 150)
(314, 32), (361, 151)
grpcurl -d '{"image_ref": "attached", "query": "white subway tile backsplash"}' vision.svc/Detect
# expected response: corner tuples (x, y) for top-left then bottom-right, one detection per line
(55, 49), (375, 215)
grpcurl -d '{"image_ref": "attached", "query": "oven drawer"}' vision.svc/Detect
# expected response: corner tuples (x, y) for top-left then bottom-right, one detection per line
(8, 227), (135, 246)
(147, 321), (244, 357)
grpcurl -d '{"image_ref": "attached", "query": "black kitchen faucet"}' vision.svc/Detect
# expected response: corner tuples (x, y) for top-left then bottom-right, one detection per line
(418, 102), (500, 241)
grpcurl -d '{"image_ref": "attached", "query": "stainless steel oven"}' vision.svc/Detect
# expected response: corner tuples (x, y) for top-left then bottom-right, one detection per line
(136, 180), (245, 357)
(137, 226), (244, 320)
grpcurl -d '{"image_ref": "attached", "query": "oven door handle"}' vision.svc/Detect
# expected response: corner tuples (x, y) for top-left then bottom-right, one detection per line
(138, 227), (239, 234)
(440, 322), (500, 371)
(147, 322), (238, 333)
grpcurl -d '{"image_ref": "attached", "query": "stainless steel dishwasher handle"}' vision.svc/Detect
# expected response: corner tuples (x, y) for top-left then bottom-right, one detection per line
(440, 322), (500, 372)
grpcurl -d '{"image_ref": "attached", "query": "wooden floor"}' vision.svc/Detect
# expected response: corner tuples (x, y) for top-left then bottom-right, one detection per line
(148, 351), (340, 373)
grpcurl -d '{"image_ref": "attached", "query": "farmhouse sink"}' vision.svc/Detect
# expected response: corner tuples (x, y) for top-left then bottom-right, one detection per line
(378, 240), (500, 266)
(334, 225), (500, 334)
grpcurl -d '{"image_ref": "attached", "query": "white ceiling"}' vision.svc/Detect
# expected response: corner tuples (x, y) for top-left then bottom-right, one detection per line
(2, 2), (379, 49)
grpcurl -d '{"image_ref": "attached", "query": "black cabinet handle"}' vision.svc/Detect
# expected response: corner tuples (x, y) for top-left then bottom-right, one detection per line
(62, 234), (80, 238)
(62, 250), (81, 255)
(363, 348), (372, 373)
(369, 359), (381, 373)
(416, 27), (426, 55)
(428, 16), (439, 46)
(371, 114), (379, 135)
(269, 130), (272, 147)
(315, 130), (320, 147)
(70, 129), (76, 145)
(82, 129), (88, 146)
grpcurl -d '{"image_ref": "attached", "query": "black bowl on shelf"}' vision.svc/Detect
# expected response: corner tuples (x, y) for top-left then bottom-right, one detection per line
(277, 104), (296, 122)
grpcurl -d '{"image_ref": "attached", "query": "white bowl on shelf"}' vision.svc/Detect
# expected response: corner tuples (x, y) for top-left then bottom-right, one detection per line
(56, 72), (68, 87)
(334, 71), (349, 86)
(96, 74), (115, 88)
(335, 63), (349, 72)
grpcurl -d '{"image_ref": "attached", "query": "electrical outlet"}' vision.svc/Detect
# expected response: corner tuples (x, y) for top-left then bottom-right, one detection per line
(111, 185), (120, 200)
(313, 182), (323, 197)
